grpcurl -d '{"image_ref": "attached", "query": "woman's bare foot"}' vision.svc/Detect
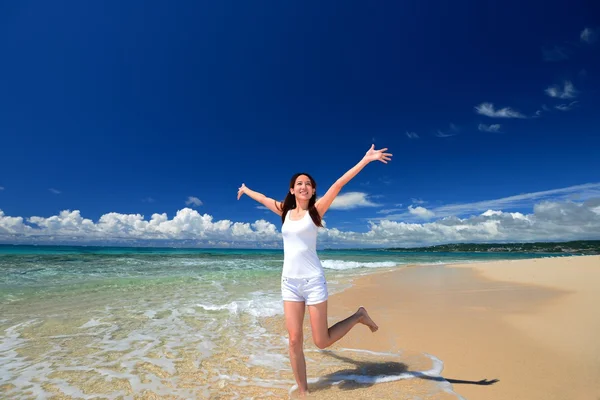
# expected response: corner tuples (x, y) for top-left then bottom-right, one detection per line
(357, 307), (379, 332)
(293, 389), (312, 399)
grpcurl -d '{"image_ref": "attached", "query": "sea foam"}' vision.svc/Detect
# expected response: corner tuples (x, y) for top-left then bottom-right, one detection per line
(321, 260), (399, 270)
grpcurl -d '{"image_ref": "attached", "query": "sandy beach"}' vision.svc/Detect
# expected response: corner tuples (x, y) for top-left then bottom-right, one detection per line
(308, 255), (600, 399)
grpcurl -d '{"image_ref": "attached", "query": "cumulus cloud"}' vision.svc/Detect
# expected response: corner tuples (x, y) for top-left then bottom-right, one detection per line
(555, 101), (578, 111)
(408, 205), (435, 219)
(406, 131), (419, 139)
(475, 103), (526, 119)
(318, 198), (600, 247)
(0, 208), (282, 246)
(330, 192), (380, 210)
(49, 188), (61, 194)
(580, 27), (597, 44)
(478, 124), (502, 133)
(185, 196), (203, 207)
(1, 195), (600, 247)
(545, 81), (577, 99)
(0, 211), (29, 235)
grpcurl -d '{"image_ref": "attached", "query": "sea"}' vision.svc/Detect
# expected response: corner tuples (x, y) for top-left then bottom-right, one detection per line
(0, 245), (563, 399)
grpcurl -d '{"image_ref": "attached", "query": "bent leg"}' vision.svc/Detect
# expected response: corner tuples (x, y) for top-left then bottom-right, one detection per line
(308, 302), (378, 350)
(284, 300), (308, 395)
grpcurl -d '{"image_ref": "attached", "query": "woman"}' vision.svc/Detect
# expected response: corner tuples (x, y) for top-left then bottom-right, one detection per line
(237, 144), (392, 396)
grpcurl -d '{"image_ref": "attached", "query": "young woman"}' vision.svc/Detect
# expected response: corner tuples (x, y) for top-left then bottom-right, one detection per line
(237, 144), (392, 396)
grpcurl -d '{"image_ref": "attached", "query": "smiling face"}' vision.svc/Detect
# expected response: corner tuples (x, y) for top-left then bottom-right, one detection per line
(290, 174), (316, 201)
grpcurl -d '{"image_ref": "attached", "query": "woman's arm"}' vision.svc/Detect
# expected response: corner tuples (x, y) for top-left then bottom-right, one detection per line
(237, 183), (283, 216)
(315, 145), (392, 217)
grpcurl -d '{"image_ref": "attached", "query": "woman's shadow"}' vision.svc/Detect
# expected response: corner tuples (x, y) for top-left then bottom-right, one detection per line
(308, 350), (499, 393)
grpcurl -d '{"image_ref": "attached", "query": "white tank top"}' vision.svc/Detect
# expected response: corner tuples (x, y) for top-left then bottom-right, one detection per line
(281, 209), (324, 278)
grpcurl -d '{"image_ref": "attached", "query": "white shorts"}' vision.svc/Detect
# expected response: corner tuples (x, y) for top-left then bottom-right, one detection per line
(281, 275), (328, 306)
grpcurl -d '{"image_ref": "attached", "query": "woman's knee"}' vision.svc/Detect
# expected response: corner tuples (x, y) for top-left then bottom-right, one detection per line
(313, 336), (329, 350)
(288, 333), (303, 350)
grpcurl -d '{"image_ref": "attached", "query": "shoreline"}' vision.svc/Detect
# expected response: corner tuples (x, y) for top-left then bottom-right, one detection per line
(320, 255), (600, 399)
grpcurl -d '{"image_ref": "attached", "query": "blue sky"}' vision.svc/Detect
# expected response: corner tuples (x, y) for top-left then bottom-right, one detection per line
(1, 0), (599, 247)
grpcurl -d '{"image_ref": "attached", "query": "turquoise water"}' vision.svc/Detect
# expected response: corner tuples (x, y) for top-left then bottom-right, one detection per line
(0, 244), (557, 290)
(0, 245), (562, 398)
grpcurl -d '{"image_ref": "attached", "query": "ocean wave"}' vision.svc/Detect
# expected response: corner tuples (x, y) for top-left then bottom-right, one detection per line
(321, 260), (399, 270)
(197, 292), (282, 318)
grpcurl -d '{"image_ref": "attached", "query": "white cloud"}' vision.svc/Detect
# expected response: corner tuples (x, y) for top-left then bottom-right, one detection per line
(475, 103), (526, 119)
(0, 186), (4, 190)
(0, 211), (29, 235)
(377, 203), (404, 214)
(481, 210), (503, 217)
(377, 182), (600, 222)
(545, 81), (577, 99)
(185, 196), (203, 207)
(478, 124), (502, 133)
(319, 198), (600, 247)
(49, 188), (61, 194)
(376, 208), (404, 215)
(330, 192), (380, 210)
(411, 198), (425, 205)
(436, 123), (459, 138)
(408, 205), (435, 219)
(555, 101), (578, 111)
(1, 191), (599, 247)
(542, 46), (569, 62)
(29, 210), (96, 234)
(0, 208), (282, 246)
(534, 103), (554, 118)
(580, 28), (597, 44)
(406, 131), (419, 139)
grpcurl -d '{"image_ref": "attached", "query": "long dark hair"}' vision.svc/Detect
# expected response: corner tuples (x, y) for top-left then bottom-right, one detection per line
(278, 172), (323, 227)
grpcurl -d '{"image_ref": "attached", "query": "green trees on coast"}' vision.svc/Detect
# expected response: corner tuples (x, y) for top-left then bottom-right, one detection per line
(385, 240), (600, 255)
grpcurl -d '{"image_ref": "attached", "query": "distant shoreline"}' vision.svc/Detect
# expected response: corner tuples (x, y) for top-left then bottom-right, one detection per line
(1, 239), (599, 254)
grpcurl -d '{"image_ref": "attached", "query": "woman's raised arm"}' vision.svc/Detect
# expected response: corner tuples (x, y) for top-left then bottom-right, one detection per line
(237, 183), (283, 216)
(315, 145), (392, 217)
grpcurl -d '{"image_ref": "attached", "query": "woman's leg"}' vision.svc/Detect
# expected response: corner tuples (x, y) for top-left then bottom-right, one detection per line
(284, 300), (309, 395)
(307, 301), (378, 349)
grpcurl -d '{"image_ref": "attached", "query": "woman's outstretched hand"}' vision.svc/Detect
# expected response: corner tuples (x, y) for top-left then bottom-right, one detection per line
(237, 183), (247, 200)
(363, 144), (392, 164)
